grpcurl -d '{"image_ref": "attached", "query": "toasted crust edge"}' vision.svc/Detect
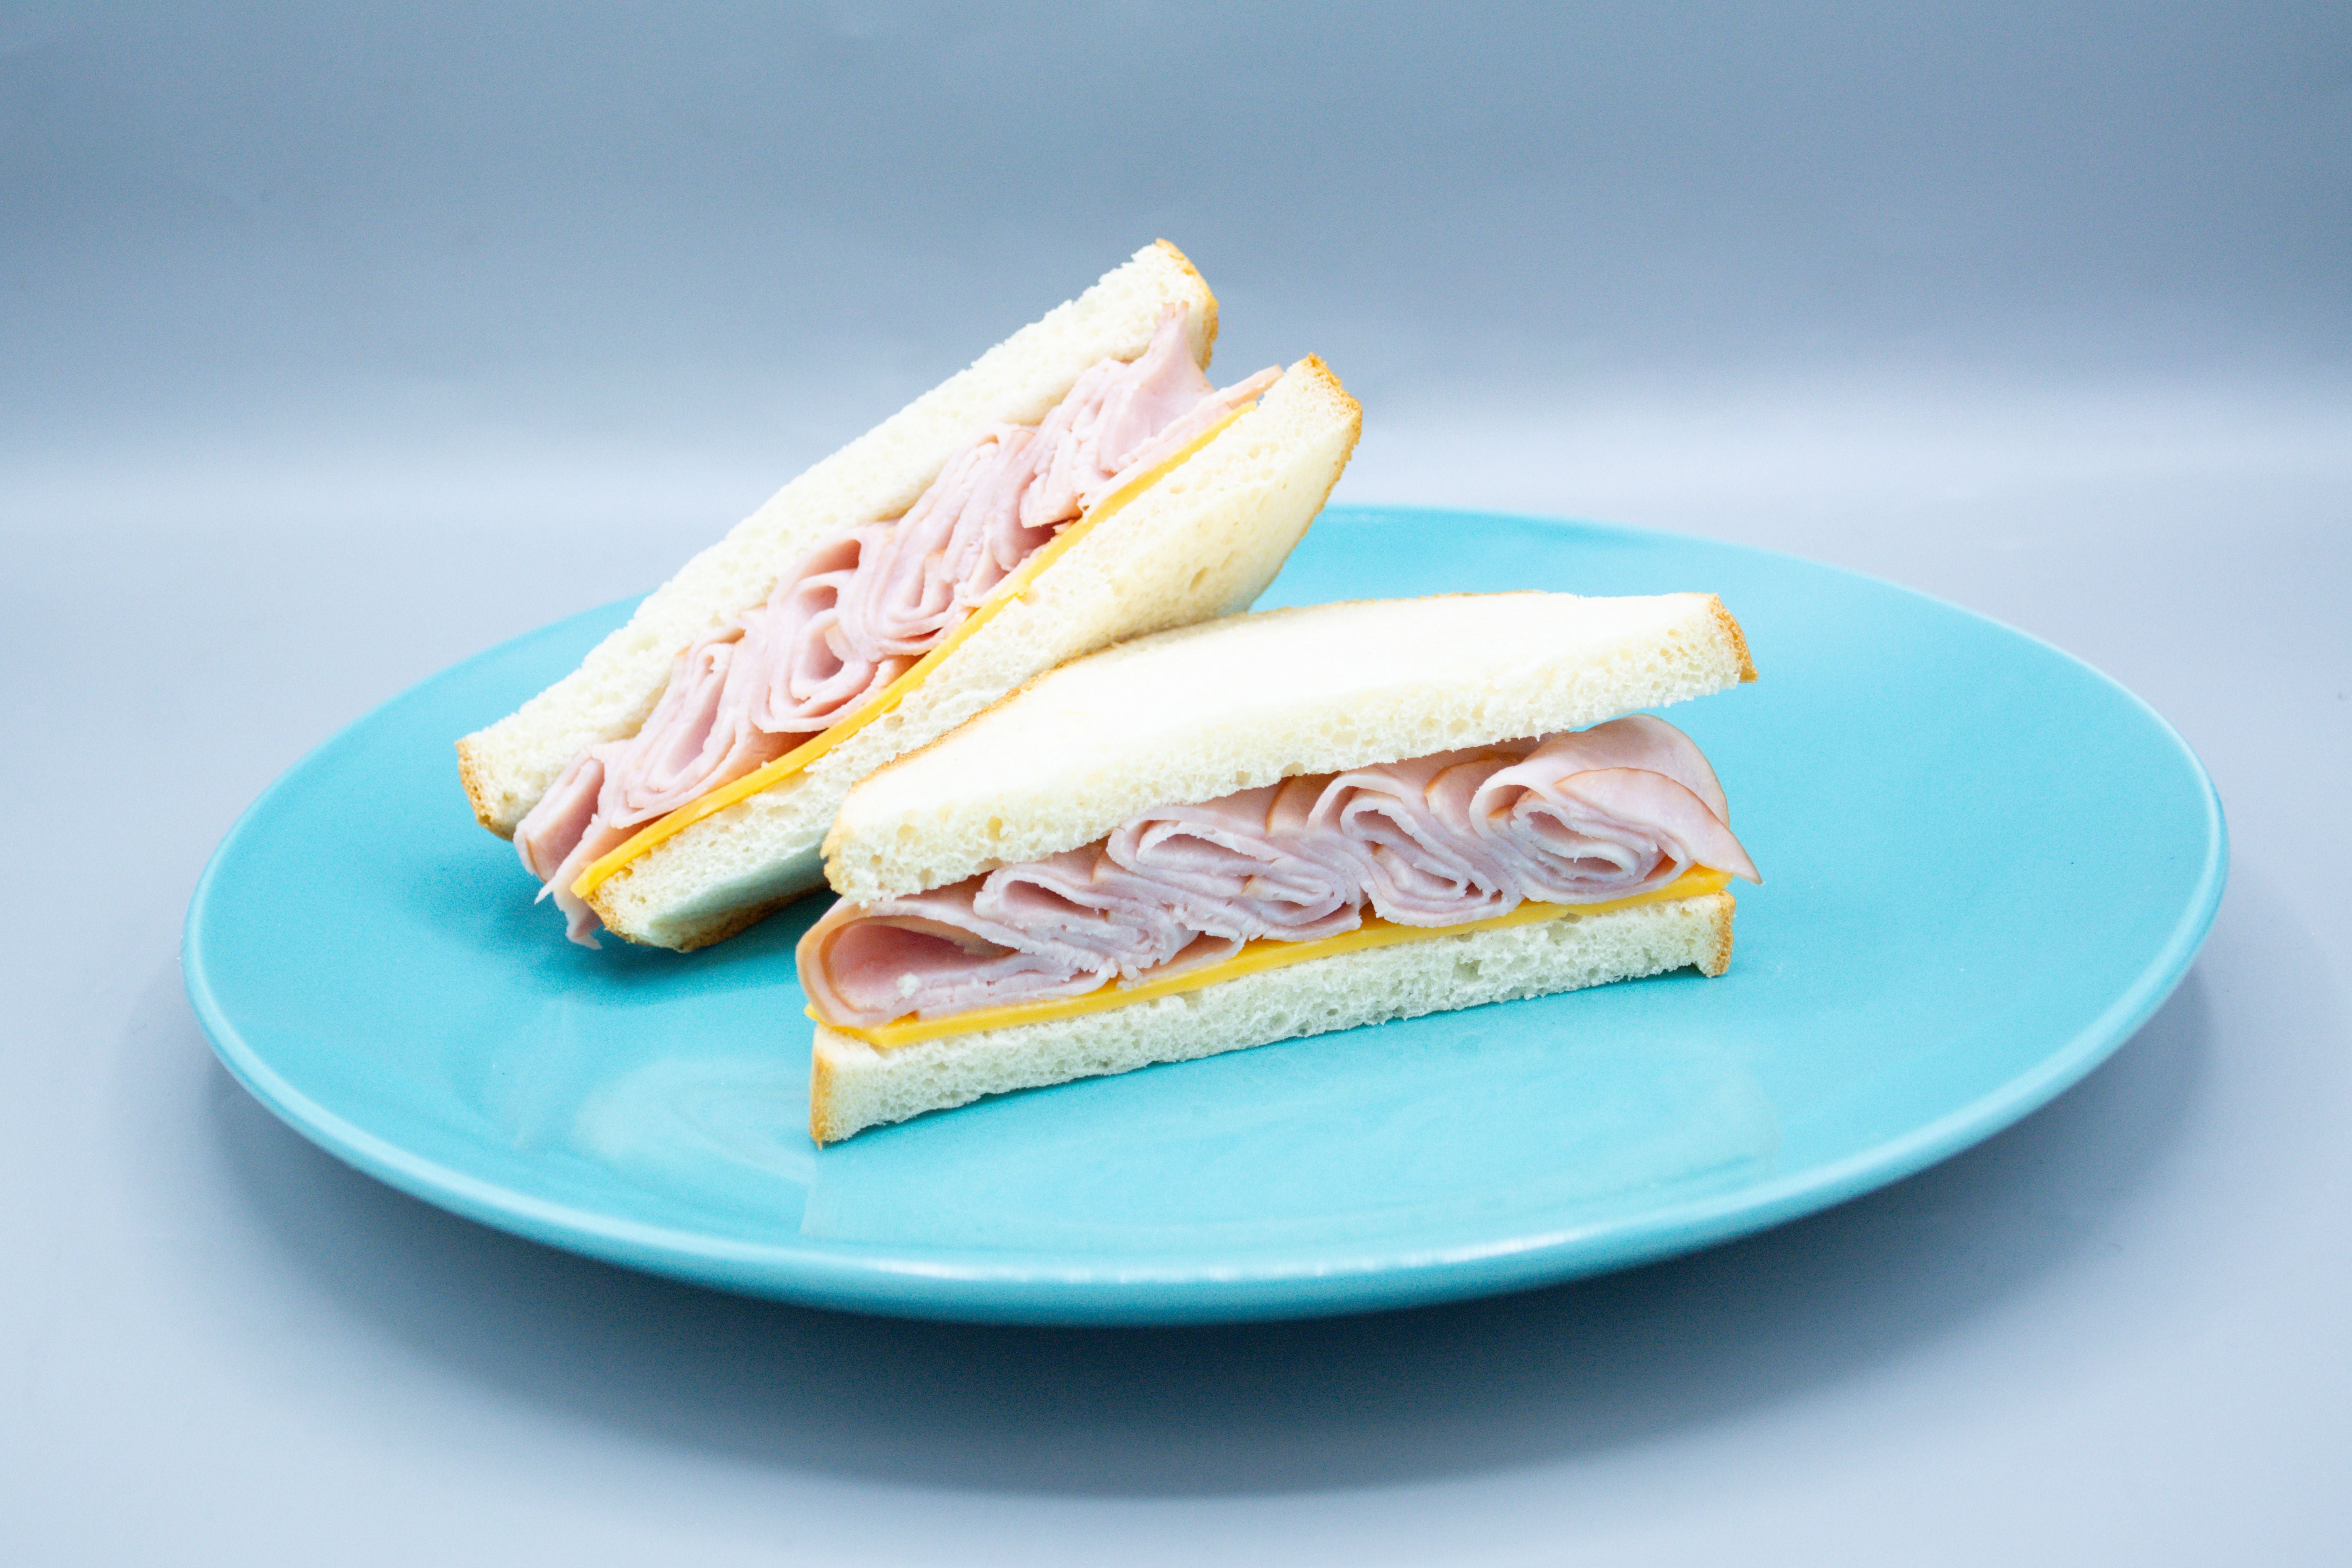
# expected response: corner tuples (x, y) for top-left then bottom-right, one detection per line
(1151, 238), (1217, 360)
(455, 736), (508, 839)
(1715, 594), (1759, 683)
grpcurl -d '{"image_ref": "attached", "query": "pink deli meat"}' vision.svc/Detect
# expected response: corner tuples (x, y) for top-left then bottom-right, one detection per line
(515, 308), (1279, 945)
(800, 715), (1761, 1029)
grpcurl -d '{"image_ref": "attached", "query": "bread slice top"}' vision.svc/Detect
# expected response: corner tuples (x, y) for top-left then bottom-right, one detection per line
(823, 590), (1756, 904)
(458, 239), (1216, 837)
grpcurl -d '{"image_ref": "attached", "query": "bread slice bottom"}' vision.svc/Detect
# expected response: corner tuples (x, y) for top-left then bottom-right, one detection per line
(808, 890), (1735, 1143)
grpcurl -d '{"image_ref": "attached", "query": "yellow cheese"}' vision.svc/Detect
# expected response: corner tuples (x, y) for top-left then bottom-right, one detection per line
(816, 866), (1735, 1050)
(570, 407), (1248, 900)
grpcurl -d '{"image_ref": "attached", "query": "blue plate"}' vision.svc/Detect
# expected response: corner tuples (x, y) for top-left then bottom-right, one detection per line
(182, 507), (2225, 1324)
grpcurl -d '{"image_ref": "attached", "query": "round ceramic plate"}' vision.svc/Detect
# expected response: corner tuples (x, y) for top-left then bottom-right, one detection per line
(183, 507), (2225, 1324)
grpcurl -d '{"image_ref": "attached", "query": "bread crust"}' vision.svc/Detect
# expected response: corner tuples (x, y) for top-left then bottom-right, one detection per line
(1151, 238), (1217, 359)
(1699, 892), (1736, 976)
(454, 736), (509, 839)
(1714, 594), (1759, 683)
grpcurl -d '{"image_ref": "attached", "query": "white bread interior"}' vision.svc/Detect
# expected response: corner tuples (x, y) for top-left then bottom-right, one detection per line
(825, 591), (1756, 906)
(585, 355), (1365, 950)
(809, 890), (1736, 1144)
(456, 240), (1218, 839)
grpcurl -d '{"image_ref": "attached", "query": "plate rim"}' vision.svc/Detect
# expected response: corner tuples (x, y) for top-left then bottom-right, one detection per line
(182, 506), (2229, 1324)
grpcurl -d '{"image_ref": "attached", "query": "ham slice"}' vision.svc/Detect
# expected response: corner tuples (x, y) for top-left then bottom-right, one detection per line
(1470, 715), (1758, 901)
(514, 747), (631, 947)
(739, 528), (914, 734)
(800, 886), (1109, 1026)
(1103, 777), (1362, 940)
(802, 716), (1763, 1027)
(972, 849), (1220, 977)
(1309, 745), (1533, 925)
(514, 746), (604, 886)
(516, 306), (1277, 945)
(798, 852), (1242, 1025)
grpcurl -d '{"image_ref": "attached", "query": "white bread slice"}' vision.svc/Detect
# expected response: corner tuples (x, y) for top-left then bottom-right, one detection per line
(584, 355), (1364, 950)
(824, 591), (1756, 906)
(457, 240), (1217, 839)
(808, 890), (1736, 1143)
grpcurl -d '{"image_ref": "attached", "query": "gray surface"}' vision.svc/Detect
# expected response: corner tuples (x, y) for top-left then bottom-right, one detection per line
(4, 4), (2348, 1563)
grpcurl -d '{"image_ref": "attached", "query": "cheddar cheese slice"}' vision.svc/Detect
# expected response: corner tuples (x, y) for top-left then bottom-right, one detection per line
(817, 866), (1735, 1050)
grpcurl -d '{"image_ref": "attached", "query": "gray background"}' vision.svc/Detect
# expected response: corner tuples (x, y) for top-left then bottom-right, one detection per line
(5, 3), (2348, 1562)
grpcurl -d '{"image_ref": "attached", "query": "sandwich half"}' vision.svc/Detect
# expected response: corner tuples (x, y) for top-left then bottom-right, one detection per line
(461, 240), (1362, 950)
(800, 590), (1760, 1143)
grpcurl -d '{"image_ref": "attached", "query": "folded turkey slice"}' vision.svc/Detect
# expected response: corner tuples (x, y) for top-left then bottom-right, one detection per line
(801, 715), (1758, 1029)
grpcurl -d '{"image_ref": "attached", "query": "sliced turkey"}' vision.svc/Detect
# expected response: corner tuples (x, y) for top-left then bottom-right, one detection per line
(801, 716), (1760, 1026)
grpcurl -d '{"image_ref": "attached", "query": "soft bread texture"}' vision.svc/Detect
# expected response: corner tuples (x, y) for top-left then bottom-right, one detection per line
(585, 356), (1364, 950)
(825, 591), (1756, 906)
(456, 240), (1216, 839)
(809, 890), (1736, 1143)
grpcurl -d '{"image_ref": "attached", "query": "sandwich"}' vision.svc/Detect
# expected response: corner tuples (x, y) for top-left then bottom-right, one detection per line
(799, 590), (1761, 1143)
(459, 240), (1362, 949)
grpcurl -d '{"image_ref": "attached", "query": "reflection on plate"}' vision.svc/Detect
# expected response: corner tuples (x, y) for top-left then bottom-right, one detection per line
(183, 507), (2224, 1324)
